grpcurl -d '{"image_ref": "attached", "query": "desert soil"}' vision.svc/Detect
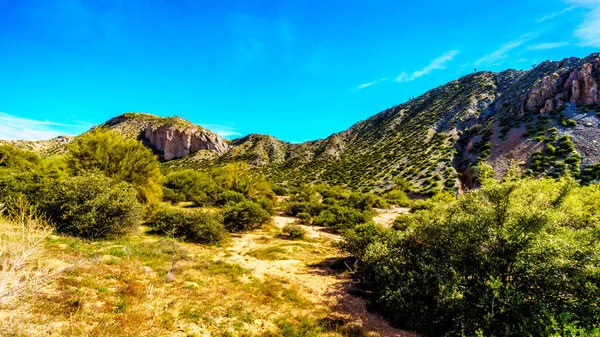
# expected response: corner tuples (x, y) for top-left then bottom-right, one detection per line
(215, 213), (416, 337)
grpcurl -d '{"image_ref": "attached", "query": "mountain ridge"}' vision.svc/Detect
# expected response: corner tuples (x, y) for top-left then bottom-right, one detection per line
(4, 52), (600, 192)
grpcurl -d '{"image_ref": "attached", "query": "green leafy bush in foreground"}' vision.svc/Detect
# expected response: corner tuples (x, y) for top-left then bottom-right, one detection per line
(343, 167), (600, 336)
(146, 207), (226, 245)
(222, 201), (271, 233)
(0, 172), (143, 239)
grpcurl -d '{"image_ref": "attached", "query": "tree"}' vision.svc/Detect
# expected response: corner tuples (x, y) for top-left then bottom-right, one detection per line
(0, 145), (40, 171)
(67, 128), (162, 205)
(214, 162), (272, 198)
(163, 169), (219, 204)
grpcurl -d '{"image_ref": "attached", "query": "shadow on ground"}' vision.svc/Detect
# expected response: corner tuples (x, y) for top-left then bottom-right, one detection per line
(308, 257), (419, 337)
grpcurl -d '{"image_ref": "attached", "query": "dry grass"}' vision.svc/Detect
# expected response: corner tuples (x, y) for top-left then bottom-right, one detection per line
(0, 212), (412, 336)
(0, 199), (62, 305)
(0, 199), (71, 336)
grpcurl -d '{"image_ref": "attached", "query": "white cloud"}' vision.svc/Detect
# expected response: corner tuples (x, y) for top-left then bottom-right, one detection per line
(203, 124), (241, 138)
(356, 77), (388, 90)
(475, 33), (537, 67)
(0, 112), (89, 141)
(527, 42), (571, 50)
(396, 50), (460, 83)
(537, 6), (576, 22)
(566, 0), (600, 47)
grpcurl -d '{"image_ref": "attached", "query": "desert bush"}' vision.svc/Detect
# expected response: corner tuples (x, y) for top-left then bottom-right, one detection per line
(0, 172), (142, 239)
(343, 167), (600, 336)
(42, 173), (143, 238)
(285, 202), (323, 217)
(163, 169), (219, 204)
(296, 212), (312, 225)
(222, 201), (271, 232)
(408, 199), (434, 211)
(271, 185), (288, 196)
(393, 177), (413, 192)
(384, 189), (411, 206)
(282, 224), (306, 240)
(67, 129), (162, 205)
(253, 195), (277, 215)
(392, 214), (418, 231)
(0, 145), (41, 171)
(289, 184), (321, 203)
(346, 192), (388, 211)
(216, 190), (246, 206)
(214, 162), (272, 198)
(146, 207), (226, 245)
(162, 187), (186, 203)
(313, 205), (370, 232)
(340, 222), (388, 257)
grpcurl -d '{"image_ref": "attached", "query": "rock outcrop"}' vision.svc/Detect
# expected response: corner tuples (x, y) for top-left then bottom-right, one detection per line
(144, 124), (228, 160)
(524, 56), (599, 114)
(565, 62), (599, 105)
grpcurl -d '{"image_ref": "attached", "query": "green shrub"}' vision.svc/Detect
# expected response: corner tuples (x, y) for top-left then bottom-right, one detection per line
(296, 212), (312, 225)
(344, 171), (600, 336)
(313, 205), (370, 232)
(163, 169), (219, 204)
(286, 202), (323, 217)
(0, 172), (144, 239)
(384, 189), (411, 206)
(146, 207), (226, 244)
(48, 174), (143, 238)
(214, 162), (272, 198)
(222, 201), (271, 232)
(392, 214), (417, 231)
(282, 224), (306, 240)
(409, 199), (434, 211)
(68, 129), (162, 205)
(271, 185), (288, 196)
(253, 195), (277, 215)
(162, 187), (186, 203)
(340, 222), (388, 257)
(0, 145), (40, 171)
(217, 190), (246, 206)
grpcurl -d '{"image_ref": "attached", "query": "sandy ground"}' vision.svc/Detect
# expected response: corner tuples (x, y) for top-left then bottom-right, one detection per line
(372, 207), (411, 227)
(214, 215), (417, 337)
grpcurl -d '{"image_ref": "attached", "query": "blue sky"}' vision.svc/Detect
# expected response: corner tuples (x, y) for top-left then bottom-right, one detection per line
(0, 0), (599, 143)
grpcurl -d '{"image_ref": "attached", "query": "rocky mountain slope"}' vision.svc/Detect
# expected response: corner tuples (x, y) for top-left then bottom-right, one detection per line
(6, 53), (600, 193)
(0, 136), (73, 156)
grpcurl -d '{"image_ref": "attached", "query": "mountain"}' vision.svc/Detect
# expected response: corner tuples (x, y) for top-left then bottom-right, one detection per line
(6, 53), (600, 193)
(0, 136), (73, 156)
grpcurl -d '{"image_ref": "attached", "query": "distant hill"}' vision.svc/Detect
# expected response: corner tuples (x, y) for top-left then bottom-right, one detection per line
(6, 53), (600, 193)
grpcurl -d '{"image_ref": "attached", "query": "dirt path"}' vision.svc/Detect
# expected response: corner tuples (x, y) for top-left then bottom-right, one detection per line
(373, 206), (411, 228)
(216, 216), (417, 337)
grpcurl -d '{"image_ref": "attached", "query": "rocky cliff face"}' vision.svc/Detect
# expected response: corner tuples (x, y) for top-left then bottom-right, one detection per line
(523, 55), (600, 114)
(144, 124), (229, 160)
(99, 113), (229, 161)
